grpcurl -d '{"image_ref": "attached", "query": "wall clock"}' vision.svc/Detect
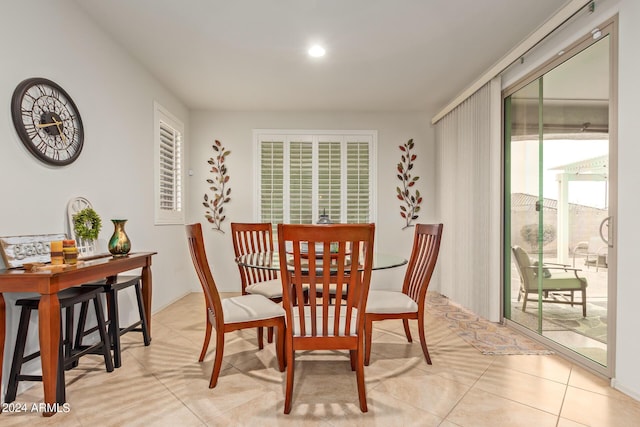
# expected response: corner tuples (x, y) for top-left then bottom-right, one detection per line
(11, 77), (84, 166)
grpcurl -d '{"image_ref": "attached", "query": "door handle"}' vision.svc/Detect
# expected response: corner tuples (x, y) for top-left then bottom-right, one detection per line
(600, 216), (613, 248)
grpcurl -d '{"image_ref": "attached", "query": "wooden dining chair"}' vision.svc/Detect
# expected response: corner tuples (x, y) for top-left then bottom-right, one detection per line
(231, 222), (281, 346)
(186, 223), (286, 388)
(277, 223), (375, 413)
(365, 223), (443, 366)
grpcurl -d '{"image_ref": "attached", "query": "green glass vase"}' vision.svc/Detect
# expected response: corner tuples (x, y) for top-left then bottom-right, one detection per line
(108, 219), (131, 257)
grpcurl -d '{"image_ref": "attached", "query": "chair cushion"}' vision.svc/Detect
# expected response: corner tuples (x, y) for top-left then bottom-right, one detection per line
(292, 306), (358, 337)
(366, 290), (418, 314)
(222, 294), (285, 324)
(540, 273), (587, 291)
(246, 279), (283, 299)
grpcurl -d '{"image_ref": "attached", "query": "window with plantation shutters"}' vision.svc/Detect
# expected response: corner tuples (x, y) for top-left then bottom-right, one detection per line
(255, 130), (376, 227)
(154, 102), (185, 224)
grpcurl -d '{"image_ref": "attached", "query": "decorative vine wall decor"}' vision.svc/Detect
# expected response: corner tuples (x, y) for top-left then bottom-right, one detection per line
(203, 140), (231, 233)
(396, 138), (423, 229)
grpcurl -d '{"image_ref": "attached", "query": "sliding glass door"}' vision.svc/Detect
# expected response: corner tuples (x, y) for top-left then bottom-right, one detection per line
(504, 27), (614, 372)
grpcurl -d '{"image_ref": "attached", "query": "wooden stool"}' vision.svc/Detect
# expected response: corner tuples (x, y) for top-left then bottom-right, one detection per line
(78, 276), (150, 368)
(5, 287), (114, 403)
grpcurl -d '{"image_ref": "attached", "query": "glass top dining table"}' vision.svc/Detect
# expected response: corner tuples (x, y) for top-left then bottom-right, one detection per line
(235, 251), (408, 271)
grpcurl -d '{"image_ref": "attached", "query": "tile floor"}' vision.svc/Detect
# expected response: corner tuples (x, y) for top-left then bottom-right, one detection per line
(3, 292), (640, 426)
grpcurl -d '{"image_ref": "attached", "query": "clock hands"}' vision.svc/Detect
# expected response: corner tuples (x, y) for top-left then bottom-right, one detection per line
(36, 117), (67, 143)
(54, 120), (67, 143)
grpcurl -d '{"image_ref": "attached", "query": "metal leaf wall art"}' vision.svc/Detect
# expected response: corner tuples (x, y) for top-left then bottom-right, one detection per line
(203, 139), (231, 233)
(396, 138), (423, 229)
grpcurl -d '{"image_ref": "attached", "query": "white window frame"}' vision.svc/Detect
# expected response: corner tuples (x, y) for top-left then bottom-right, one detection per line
(253, 129), (377, 224)
(154, 101), (185, 225)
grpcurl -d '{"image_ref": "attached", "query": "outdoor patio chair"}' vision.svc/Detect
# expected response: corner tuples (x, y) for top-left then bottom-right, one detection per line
(572, 237), (608, 271)
(512, 245), (588, 317)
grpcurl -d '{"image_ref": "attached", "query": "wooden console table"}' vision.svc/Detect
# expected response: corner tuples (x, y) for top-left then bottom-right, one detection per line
(0, 252), (156, 416)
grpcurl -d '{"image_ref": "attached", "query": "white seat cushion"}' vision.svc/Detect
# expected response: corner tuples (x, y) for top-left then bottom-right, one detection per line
(292, 306), (358, 337)
(222, 294), (285, 324)
(246, 279), (283, 299)
(366, 290), (418, 314)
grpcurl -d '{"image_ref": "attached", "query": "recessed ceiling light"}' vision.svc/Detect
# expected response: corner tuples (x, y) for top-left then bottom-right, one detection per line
(308, 45), (326, 58)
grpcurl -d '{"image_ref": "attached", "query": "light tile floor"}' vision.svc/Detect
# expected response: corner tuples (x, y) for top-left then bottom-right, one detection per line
(3, 292), (640, 426)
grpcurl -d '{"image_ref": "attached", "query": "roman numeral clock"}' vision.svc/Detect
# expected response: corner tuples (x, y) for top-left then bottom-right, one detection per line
(11, 78), (84, 166)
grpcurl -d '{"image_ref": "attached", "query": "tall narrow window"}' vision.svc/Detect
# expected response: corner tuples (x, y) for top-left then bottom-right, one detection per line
(154, 102), (185, 225)
(255, 130), (376, 227)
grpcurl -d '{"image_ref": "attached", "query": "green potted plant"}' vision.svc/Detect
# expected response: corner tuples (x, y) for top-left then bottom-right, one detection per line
(73, 207), (102, 256)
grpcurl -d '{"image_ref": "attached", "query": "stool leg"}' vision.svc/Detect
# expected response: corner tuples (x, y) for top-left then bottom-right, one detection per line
(72, 301), (90, 369)
(64, 306), (74, 371)
(134, 282), (151, 346)
(93, 295), (114, 372)
(107, 290), (122, 368)
(5, 307), (32, 403)
(74, 301), (89, 349)
(56, 323), (66, 403)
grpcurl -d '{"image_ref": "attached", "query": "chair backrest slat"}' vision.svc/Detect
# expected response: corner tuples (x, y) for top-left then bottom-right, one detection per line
(403, 224), (443, 304)
(186, 223), (224, 330)
(278, 224), (375, 338)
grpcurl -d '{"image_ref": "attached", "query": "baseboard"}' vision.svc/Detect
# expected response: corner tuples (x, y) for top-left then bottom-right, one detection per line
(611, 378), (640, 402)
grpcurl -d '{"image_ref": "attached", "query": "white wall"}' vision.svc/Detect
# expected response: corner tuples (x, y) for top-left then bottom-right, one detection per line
(0, 0), (194, 397)
(502, 0), (640, 400)
(188, 111), (434, 293)
(615, 0), (640, 402)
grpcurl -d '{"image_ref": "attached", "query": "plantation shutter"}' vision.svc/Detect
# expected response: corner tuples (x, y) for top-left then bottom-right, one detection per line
(318, 140), (342, 222)
(256, 130), (375, 225)
(346, 140), (370, 223)
(289, 141), (313, 224)
(159, 120), (182, 212)
(260, 140), (285, 227)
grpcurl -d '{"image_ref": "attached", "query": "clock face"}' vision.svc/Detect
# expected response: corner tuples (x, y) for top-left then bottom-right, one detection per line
(11, 78), (84, 166)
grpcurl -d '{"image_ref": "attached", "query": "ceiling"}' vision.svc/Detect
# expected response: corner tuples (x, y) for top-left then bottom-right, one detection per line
(74, 0), (570, 113)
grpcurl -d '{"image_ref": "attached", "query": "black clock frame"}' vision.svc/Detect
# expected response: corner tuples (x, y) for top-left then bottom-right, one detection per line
(11, 77), (84, 166)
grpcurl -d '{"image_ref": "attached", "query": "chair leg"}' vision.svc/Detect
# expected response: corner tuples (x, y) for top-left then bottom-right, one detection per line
(349, 349), (356, 371)
(402, 319), (413, 342)
(355, 339), (368, 412)
(199, 320), (212, 362)
(267, 326), (274, 344)
(417, 314), (432, 365)
(582, 288), (587, 317)
(571, 291), (575, 307)
(209, 329), (224, 388)
(284, 337), (294, 414)
(364, 318), (373, 366)
(522, 290), (528, 311)
(275, 319), (285, 372)
(5, 307), (32, 403)
(257, 327), (264, 350)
